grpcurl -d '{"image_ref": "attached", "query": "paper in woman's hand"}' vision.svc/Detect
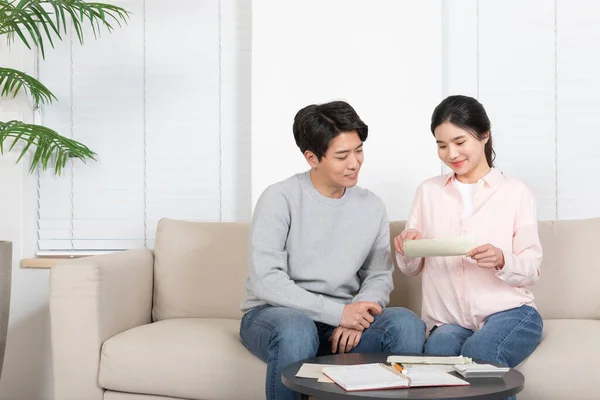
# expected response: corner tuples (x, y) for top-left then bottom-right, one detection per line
(403, 235), (476, 257)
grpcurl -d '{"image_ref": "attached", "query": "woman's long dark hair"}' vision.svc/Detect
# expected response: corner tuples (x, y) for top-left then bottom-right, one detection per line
(431, 95), (496, 167)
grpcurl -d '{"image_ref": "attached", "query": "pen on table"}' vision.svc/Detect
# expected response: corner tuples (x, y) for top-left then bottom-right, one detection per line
(392, 362), (407, 374)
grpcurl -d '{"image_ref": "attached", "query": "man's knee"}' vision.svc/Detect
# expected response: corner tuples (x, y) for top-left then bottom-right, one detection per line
(378, 307), (426, 352)
(270, 309), (319, 360)
(379, 307), (425, 333)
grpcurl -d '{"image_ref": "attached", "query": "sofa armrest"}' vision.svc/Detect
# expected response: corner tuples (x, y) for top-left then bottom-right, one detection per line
(50, 249), (154, 400)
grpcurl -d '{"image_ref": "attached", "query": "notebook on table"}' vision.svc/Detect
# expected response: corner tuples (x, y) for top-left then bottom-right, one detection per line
(321, 363), (469, 392)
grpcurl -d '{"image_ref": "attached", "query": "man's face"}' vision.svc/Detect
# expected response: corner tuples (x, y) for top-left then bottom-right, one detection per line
(312, 131), (364, 189)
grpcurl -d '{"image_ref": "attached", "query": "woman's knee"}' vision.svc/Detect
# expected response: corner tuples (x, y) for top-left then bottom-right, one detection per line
(424, 324), (472, 356)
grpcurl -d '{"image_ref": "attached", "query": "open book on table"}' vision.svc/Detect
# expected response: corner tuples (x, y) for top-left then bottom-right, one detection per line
(321, 363), (469, 392)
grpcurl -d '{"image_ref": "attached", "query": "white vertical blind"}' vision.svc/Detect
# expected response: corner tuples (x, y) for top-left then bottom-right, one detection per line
(478, 0), (557, 221)
(446, 0), (600, 222)
(37, 20), (75, 251)
(73, 0), (145, 250)
(36, 0), (251, 253)
(556, 0), (600, 219)
(144, 0), (221, 249)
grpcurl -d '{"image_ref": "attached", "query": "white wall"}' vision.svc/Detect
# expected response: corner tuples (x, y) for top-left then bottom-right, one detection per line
(252, 0), (443, 220)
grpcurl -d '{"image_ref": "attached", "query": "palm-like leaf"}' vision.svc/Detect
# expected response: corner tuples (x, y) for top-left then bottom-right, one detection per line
(0, 0), (129, 174)
(0, 120), (96, 174)
(0, 67), (56, 105)
(0, 0), (131, 58)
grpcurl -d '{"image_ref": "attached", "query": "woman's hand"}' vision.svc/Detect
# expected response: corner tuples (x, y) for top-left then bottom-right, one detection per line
(394, 229), (423, 255)
(467, 244), (505, 270)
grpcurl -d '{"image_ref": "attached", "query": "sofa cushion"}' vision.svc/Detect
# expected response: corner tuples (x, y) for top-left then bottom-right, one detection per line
(388, 221), (422, 314)
(152, 219), (250, 321)
(99, 318), (265, 400)
(516, 319), (600, 400)
(531, 218), (600, 319)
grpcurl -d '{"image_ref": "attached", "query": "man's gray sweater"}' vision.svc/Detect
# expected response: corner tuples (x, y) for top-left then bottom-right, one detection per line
(241, 171), (394, 327)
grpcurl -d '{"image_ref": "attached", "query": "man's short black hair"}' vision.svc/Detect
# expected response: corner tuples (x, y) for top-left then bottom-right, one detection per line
(292, 100), (368, 160)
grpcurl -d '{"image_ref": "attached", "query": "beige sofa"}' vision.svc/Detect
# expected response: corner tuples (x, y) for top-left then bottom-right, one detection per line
(49, 217), (600, 400)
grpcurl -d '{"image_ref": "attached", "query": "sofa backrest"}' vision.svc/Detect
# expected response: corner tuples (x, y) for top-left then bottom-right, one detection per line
(531, 218), (600, 319)
(152, 218), (250, 321)
(152, 217), (600, 322)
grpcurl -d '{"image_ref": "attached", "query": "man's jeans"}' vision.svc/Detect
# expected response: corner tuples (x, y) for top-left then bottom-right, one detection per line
(424, 305), (543, 400)
(240, 305), (426, 400)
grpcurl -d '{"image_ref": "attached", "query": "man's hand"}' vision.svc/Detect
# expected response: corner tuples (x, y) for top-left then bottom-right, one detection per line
(329, 326), (362, 354)
(340, 301), (382, 331)
(394, 229), (423, 255)
(467, 244), (505, 270)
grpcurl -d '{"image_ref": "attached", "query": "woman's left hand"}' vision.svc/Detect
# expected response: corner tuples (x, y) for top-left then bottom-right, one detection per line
(467, 244), (505, 270)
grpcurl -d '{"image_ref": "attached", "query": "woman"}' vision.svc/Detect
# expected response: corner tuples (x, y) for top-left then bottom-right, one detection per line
(395, 95), (543, 375)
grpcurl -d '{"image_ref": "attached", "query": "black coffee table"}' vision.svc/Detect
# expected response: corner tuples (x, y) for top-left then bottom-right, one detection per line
(282, 353), (524, 399)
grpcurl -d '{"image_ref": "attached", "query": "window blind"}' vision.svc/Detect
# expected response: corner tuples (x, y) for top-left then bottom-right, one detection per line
(36, 0), (251, 254)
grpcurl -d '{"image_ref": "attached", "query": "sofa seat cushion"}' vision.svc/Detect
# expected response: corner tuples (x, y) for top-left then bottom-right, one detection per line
(516, 319), (600, 400)
(99, 318), (266, 400)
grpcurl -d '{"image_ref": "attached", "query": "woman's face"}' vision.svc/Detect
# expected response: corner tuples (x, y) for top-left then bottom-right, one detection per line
(434, 122), (489, 178)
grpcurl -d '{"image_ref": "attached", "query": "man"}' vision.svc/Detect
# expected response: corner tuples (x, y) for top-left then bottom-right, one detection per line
(240, 100), (425, 400)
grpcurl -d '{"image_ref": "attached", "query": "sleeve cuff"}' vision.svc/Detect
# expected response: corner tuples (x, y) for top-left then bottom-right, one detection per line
(352, 293), (385, 308)
(322, 300), (345, 327)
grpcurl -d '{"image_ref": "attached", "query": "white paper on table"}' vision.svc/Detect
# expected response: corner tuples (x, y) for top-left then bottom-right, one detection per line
(296, 363), (337, 379)
(403, 236), (476, 257)
(317, 374), (334, 383)
(387, 355), (473, 365)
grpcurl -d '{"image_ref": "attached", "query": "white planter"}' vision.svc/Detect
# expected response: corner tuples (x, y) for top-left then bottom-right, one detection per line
(0, 241), (12, 379)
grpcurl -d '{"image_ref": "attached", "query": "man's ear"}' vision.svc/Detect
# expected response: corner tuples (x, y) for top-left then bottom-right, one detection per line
(304, 150), (319, 168)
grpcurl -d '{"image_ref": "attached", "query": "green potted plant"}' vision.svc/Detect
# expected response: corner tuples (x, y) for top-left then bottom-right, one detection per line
(0, 0), (130, 174)
(0, 0), (130, 378)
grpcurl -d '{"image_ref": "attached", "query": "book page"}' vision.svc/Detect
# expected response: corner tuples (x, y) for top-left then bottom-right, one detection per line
(403, 236), (476, 257)
(404, 365), (469, 387)
(322, 363), (409, 391)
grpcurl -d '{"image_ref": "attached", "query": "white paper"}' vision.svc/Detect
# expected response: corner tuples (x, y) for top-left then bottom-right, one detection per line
(296, 363), (337, 379)
(405, 366), (469, 387)
(403, 365), (455, 373)
(317, 374), (334, 383)
(387, 355), (473, 365)
(403, 236), (476, 257)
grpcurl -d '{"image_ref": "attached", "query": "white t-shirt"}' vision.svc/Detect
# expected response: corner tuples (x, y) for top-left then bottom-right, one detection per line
(453, 178), (477, 219)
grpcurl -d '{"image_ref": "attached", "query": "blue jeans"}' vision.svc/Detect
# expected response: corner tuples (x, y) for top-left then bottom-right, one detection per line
(240, 305), (426, 400)
(424, 305), (543, 400)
